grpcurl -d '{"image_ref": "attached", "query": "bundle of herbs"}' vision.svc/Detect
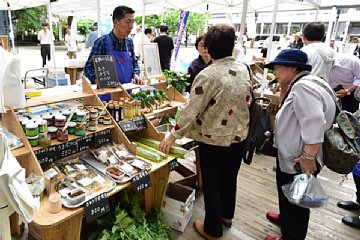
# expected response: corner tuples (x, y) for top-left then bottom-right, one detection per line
(163, 70), (190, 94)
(85, 192), (172, 240)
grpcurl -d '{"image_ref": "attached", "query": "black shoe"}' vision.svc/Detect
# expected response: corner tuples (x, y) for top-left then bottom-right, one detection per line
(337, 201), (360, 211)
(342, 215), (360, 229)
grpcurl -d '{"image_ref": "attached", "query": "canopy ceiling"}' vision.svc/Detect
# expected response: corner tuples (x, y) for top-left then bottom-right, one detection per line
(0, 0), (49, 10)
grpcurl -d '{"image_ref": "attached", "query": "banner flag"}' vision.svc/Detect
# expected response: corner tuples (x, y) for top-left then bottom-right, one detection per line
(174, 9), (190, 61)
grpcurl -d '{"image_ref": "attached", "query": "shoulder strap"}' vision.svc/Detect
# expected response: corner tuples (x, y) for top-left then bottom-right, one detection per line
(280, 73), (309, 108)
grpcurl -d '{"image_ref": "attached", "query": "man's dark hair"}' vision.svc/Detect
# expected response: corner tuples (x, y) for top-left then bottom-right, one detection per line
(41, 22), (49, 26)
(302, 22), (325, 41)
(112, 6), (135, 21)
(195, 34), (206, 50)
(144, 28), (152, 35)
(159, 25), (168, 33)
(205, 25), (235, 59)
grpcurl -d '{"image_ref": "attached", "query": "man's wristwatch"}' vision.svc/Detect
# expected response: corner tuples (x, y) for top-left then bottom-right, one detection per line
(345, 88), (351, 95)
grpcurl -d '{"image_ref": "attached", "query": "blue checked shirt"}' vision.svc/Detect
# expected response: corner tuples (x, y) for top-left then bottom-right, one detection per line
(84, 31), (140, 83)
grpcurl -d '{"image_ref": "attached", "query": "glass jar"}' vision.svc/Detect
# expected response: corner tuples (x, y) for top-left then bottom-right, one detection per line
(103, 116), (112, 125)
(27, 135), (39, 147)
(114, 104), (120, 122)
(55, 115), (66, 128)
(136, 100), (142, 117)
(39, 133), (51, 147)
(90, 108), (98, 120)
(98, 116), (104, 124)
(67, 122), (76, 134)
(74, 123), (86, 136)
(56, 129), (68, 142)
(88, 120), (97, 132)
(48, 126), (58, 139)
(26, 122), (39, 137)
(21, 118), (30, 132)
(43, 114), (54, 126)
(37, 119), (48, 133)
(76, 111), (86, 122)
(61, 109), (71, 121)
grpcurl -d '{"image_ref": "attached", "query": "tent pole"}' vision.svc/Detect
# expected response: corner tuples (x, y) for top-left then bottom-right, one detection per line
(97, 0), (101, 38)
(47, 3), (57, 87)
(262, 0), (279, 95)
(7, 8), (15, 53)
(239, 0), (248, 48)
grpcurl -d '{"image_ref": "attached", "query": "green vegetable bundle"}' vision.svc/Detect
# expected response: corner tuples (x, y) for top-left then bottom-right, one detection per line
(133, 137), (187, 159)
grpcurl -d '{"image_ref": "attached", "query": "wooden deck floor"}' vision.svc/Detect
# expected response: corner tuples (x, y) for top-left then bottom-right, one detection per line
(170, 154), (360, 240)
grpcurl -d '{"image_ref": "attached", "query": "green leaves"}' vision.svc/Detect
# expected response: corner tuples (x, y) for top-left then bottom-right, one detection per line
(163, 70), (190, 94)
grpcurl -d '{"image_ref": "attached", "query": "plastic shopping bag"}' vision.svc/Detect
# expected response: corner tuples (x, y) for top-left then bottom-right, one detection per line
(282, 174), (328, 208)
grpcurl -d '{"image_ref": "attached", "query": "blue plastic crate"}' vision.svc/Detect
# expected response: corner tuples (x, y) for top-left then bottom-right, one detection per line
(48, 78), (68, 87)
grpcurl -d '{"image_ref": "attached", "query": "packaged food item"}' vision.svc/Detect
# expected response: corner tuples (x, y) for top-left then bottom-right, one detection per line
(55, 115), (66, 128)
(57, 129), (68, 142)
(61, 109), (71, 121)
(48, 126), (58, 139)
(43, 114), (54, 126)
(90, 108), (98, 120)
(27, 135), (39, 147)
(26, 122), (39, 137)
(37, 119), (48, 133)
(65, 189), (86, 206)
(39, 133), (51, 147)
(67, 122), (76, 134)
(103, 115), (112, 125)
(106, 166), (125, 180)
(88, 120), (97, 132)
(48, 192), (62, 213)
(75, 123), (86, 136)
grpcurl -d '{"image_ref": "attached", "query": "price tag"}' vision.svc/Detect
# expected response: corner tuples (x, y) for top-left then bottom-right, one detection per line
(93, 55), (119, 88)
(94, 129), (111, 148)
(57, 140), (78, 158)
(133, 116), (147, 131)
(85, 192), (110, 223)
(77, 134), (94, 152)
(34, 145), (58, 164)
(132, 170), (151, 193)
(168, 158), (179, 171)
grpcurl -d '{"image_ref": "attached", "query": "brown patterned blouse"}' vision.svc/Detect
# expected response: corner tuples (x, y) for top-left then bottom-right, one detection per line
(171, 56), (251, 146)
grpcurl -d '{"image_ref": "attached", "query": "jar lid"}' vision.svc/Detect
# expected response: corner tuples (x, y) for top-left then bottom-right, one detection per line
(68, 122), (76, 127)
(55, 115), (66, 121)
(27, 135), (39, 140)
(21, 118), (30, 124)
(61, 109), (71, 115)
(50, 110), (60, 115)
(36, 119), (46, 125)
(48, 126), (58, 132)
(26, 122), (38, 129)
(77, 111), (86, 116)
(42, 114), (52, 119)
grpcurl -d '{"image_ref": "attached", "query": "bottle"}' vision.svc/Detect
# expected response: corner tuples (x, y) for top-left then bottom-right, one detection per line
(114, 104), (120, 122)
(108, 103), (114, 118)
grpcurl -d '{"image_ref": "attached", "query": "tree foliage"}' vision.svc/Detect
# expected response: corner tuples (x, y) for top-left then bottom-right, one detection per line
(13, 6), (47, 38)
(135, 9), (207, 37)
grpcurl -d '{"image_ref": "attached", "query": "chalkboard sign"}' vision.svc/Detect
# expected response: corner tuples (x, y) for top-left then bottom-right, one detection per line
(118, 116), (147, 132)
(93, 55), (119, 88)
(85, 192), (110, 223)
(132, 170), (151, 193)
(168, 158), (179, 171)
(94, 128), (111, 148)
(35, 129), (112, 165)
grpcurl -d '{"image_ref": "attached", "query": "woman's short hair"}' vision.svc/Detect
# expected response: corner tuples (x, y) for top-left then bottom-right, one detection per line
(204, 25), (235, 59)
(195, 34), (206, 50)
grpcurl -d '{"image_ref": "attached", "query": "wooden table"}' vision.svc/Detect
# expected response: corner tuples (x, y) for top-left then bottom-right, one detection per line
(65, 66), (84, 85)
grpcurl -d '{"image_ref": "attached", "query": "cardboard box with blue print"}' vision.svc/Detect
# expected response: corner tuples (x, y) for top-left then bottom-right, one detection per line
(161, 183), (195, 232)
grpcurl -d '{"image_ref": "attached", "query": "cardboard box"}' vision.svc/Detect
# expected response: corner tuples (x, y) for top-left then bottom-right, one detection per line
(162, 183), (195, 232)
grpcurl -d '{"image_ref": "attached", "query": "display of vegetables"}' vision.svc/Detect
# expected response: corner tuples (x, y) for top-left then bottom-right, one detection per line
(163, 70), (190, 94)
(130, 89), (172, 114)
(133, 137), (187, 159)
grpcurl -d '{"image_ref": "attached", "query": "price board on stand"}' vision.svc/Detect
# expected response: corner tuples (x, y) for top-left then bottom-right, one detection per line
(84, 193), (110, 223)
(94, 129), (111, 148)
(118, 116), (147, 132)
(132, 170), (151, 193)
(93, 55), (119, 88)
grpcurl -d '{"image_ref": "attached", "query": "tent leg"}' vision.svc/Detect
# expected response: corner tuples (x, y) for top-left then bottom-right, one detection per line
(0, 195), (11, 240)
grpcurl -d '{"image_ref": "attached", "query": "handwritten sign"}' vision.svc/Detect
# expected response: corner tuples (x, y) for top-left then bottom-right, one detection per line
(168, 158), (179, 171)
(85, 192), (110, 223)
(94, 128), (111, 148)
(132, 170), (151, 193)
(93, 55), (119, 88)
(35, 129), (112, 165)
(118, 116), (147, 132)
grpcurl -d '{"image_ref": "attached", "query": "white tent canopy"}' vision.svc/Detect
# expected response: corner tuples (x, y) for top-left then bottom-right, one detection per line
(0, 0), (49, 10)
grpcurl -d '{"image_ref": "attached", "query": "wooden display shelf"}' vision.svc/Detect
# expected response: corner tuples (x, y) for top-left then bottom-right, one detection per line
(31, 124), (116, 152)
(11, 146), (30, 157)
(14, 92), (93, 110)
(93, 87), (124, 96)
(144, 101), (184, 118)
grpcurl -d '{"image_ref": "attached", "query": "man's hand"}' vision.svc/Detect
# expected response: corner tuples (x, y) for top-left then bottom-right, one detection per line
(133, 74), (144, 85)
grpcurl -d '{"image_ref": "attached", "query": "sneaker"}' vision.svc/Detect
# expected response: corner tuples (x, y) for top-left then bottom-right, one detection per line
(266, 211), (280, 226)
(264, 235), (285, 240)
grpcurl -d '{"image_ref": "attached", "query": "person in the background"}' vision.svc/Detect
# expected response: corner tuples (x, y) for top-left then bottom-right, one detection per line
(329, 53), (360, 113)
(153, 25), (174, 71)
(65, 26), (78, 59)
(260, 37), (270, 58)
(85, 22), (99, 49)
(132, 25), (150, 61)
(263, 49), (336, 240)
(144, 28), (154, 42)
(159, 24), (251, 239)
(37, 22), (53, 67)
(301, 22), (335, 81)
(187, 34), (212, 92)
(84, 5), (141, 88)
(289, 32), (303, 49)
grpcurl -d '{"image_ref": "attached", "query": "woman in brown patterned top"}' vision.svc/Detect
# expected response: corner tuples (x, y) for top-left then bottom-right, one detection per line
(160, 24), (251, 239)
